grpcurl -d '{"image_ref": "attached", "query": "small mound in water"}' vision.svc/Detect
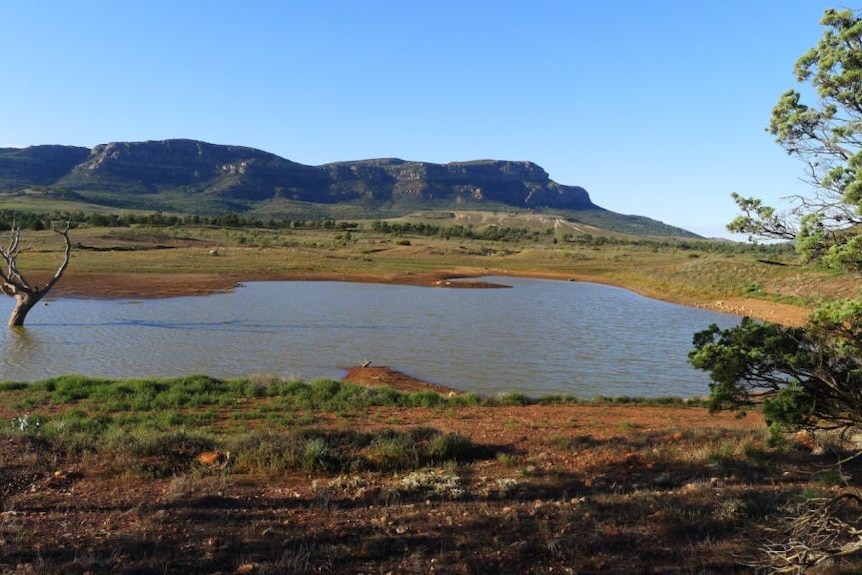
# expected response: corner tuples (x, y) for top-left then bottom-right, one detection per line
(342, 365), (461, 395)
(433, 279), (511, 289)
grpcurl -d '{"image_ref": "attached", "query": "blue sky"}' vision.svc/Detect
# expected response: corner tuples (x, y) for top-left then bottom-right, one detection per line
(0, 1), (842, 236)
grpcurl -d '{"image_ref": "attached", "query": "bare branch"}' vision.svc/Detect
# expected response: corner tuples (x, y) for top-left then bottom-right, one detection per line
(747, 494), (862, 573)
(42, 217), (72, 292)
(0, 216), (73, 326)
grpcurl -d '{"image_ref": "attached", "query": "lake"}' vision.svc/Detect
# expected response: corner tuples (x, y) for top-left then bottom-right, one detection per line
(0, 277), (741, 397)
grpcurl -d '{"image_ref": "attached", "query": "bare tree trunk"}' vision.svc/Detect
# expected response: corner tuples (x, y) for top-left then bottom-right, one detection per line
(8, 293), (40, 327)
(1, 218), (72, 327)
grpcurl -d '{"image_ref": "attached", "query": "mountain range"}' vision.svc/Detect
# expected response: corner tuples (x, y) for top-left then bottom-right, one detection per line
(0, 139), (696, 237)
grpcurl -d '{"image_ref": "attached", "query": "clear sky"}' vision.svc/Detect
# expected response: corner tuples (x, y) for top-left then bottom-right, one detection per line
(0, 1), (843, 236)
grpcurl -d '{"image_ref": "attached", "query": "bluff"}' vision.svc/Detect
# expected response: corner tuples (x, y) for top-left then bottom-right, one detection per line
(321, 158), (591, 210)
(1, 139), (593, 210)
(0, 139), (696, 237)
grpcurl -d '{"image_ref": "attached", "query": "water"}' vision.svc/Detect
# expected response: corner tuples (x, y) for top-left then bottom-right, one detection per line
(0, 277), (741, 397)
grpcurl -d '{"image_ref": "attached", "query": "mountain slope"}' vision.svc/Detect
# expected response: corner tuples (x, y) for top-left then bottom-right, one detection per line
(0, 139), (696, 237)
(0, 145), (90, 190)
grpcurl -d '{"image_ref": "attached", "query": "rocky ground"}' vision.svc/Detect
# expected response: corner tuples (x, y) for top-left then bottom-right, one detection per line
(2, 369), (854, 574)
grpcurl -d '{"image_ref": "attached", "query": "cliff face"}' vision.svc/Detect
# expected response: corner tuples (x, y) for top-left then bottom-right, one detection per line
(321, 158), (591, 209)
(62, 139), (329, 201)
(0, 139), (594, 210)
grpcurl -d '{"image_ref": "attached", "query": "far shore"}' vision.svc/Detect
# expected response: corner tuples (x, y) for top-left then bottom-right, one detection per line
(46, 268), (811, 327)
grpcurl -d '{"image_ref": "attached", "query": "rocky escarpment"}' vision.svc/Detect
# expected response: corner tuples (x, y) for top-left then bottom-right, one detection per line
(0, 139), (594, 210)
(321, 158), (591, 209)
(61, 139), (329, 202)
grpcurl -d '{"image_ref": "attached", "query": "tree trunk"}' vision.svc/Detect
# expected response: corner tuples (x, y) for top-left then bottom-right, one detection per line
(1, 218), (72, 327)
(8, 294), (38, 327)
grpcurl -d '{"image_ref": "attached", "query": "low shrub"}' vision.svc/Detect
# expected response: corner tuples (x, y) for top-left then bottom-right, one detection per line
(100, 427), (216, 477)
(226, 427), (483, 474)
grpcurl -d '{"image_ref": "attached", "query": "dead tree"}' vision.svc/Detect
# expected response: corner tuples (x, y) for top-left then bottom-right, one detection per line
(0, 219), (72, 327)
(749, 493), (862, 574)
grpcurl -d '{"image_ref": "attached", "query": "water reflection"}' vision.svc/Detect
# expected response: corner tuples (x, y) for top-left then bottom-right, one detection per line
(6, 327), (39, 371)
(0, 278), (742, 397)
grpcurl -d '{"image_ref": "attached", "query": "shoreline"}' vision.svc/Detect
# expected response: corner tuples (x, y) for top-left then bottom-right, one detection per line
(46, 268), (811, 327)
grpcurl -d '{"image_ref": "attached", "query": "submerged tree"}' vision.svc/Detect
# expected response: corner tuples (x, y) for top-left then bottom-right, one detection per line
(0, 218), (72, 327)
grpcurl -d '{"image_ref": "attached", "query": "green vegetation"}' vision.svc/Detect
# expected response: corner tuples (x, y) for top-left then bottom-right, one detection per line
(690, 314), (862, 431)
(1, 208), (796, 261)
(690, 10), (862, 572)
(694, 7), (862, 440)
(0, 374), (705, 421)
(2, 374), (486, 414)
(0, 375), (487, 478)
(0, 373), (722, 494)
(4, 374), (857, 574)
(6, 10), (862, 575)
(729, 9), (862, 270)
(0, 374), (717, 484)
(0, 209), (365, 231)
(6, 12), (862, 573)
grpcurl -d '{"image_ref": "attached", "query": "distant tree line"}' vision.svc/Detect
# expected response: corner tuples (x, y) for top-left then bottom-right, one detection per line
(0, 211), (361, 231)
(370, 221), (794, 253)
(370, 220), (548, 242)
(0, 211), (793, 255)
(0, 211), (59, 231)
(561, 232), (794, 255)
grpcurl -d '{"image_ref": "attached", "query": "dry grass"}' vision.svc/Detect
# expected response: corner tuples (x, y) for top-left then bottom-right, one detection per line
(8, 221), (847, 324)
(4, 377), (860, 573)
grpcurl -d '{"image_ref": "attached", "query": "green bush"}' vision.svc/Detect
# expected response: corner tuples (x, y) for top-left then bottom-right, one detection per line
(690, 309), (862, 438)
(100, 427), (216, 477)
(364, 435), (416, 471)
(226, 427), (484, 474)
(498, 392), (533, 406)
(426, 432), (472, 463)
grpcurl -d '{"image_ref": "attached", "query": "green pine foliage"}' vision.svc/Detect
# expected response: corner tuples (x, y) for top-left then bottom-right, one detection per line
(693, 9), (862, 446)
(730, 8), (862, 270)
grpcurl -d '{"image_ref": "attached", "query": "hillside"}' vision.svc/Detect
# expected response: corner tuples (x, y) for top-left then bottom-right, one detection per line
(0, 139), (698, 237)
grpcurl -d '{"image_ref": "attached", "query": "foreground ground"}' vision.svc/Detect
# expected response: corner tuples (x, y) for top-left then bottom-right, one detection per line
(2, 372), (860, 574)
